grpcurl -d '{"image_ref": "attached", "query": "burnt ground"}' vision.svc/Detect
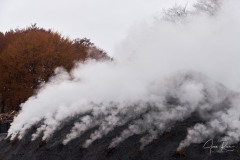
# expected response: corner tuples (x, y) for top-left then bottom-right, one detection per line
(0, 114), (240, 160)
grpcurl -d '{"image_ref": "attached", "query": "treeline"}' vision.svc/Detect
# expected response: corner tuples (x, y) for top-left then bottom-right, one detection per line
(0, 25), (108, 113)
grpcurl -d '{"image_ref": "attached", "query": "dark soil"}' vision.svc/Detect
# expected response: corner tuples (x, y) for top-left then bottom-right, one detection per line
(0, 114), (240, 160)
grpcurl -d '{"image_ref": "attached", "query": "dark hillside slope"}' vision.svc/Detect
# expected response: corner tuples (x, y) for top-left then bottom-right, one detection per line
(0, 111), (240, 160)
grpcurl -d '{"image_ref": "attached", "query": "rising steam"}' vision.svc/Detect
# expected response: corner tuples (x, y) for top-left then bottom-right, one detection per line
(7, 0), (240, 151)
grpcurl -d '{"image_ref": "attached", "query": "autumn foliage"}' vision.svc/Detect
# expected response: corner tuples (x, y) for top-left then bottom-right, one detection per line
(0, 25), (108, 112)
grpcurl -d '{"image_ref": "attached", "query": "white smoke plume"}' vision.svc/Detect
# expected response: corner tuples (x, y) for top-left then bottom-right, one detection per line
(7, 0), (240, 151)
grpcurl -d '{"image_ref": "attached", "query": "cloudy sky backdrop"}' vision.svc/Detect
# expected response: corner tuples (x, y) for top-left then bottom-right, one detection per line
(0, 0), (195, 53)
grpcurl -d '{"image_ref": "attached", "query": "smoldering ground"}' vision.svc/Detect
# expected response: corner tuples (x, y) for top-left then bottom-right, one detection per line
(3, 0), (240, 159)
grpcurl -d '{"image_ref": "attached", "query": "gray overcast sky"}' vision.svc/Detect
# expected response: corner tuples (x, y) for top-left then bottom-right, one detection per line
(0, 0), (194, 53)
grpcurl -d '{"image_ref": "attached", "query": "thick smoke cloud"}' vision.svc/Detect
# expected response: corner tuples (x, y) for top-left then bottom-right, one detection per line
(7, 0), (240, 151)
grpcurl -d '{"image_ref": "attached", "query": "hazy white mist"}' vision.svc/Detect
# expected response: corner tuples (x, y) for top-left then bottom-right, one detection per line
(7, 0), (240, 151)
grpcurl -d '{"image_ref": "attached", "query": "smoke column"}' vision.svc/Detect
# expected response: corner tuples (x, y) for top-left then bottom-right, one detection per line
(7, 0), (240, 151)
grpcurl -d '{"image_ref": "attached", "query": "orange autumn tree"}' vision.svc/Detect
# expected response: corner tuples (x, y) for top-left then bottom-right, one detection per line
(0, 25), (108, 112)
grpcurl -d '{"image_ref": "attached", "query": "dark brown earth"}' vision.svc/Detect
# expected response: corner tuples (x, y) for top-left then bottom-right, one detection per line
(0, 112), (240, 160)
